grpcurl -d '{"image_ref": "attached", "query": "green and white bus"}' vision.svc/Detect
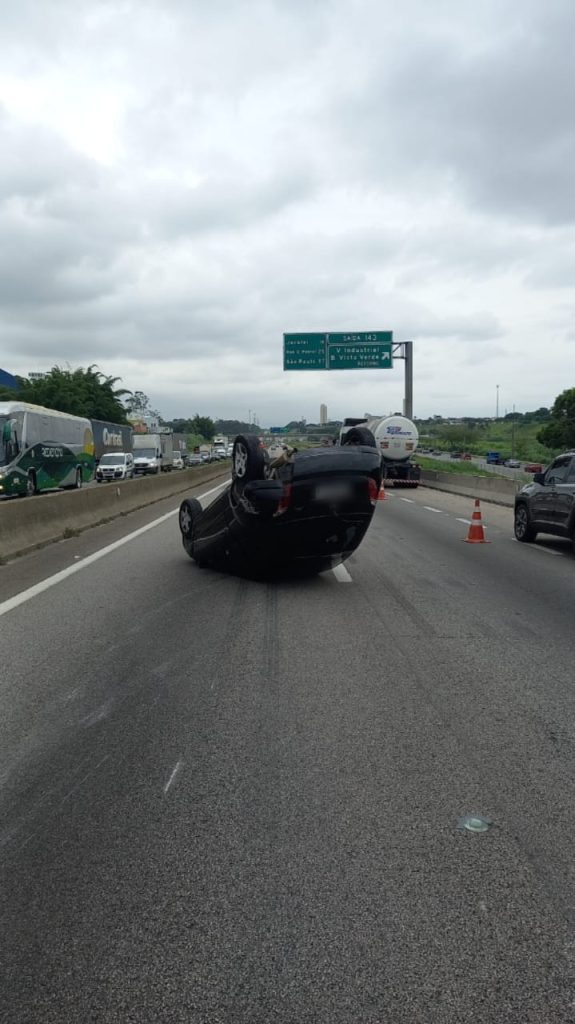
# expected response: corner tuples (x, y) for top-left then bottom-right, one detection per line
(0, 402), (95, 497)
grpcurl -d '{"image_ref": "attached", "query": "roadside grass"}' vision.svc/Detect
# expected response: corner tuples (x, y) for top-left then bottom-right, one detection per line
(417, 456), (493, 477)
(419, 421), (556, 463)
(417, 455), (533, 484)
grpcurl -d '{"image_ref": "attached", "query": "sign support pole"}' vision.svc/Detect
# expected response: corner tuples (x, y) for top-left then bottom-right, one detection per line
(404, 341), (413, 419)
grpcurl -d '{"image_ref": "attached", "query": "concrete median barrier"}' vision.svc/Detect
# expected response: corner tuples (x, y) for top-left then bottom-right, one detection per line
(0, 465), (230, 562)
(420, 469), (518, 506)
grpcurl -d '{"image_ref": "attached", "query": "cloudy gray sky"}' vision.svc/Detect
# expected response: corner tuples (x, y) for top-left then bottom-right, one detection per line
(1, 0), (574, 424)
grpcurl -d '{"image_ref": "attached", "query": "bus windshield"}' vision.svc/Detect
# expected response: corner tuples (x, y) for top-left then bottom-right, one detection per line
(0, 416), (12, 467)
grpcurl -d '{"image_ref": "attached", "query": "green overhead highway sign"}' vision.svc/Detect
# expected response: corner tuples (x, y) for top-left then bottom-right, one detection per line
(283, 333), (327, 371)
(283, 331), (393, 370)
(327, 331), (392, 345)
(328, 344), (392, 369)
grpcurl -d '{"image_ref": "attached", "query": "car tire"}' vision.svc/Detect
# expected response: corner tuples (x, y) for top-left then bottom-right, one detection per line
(514, 503), (537, 543)
(232, 434), (266, 482)
(179, 497), (203, 559)
(342, 426), (376, 447)
(75, 467), (83, 489)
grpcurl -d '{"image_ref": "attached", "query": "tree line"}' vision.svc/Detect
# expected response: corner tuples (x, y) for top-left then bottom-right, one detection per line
(0, 366), (131, 423)
(2, 365), (575, 453)
(417, 394), (575, 454)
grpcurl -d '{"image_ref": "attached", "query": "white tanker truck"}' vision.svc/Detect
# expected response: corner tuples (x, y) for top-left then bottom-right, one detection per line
(340, 414), (421, 487)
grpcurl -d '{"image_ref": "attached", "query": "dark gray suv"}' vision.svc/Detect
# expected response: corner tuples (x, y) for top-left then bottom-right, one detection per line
(514, 451), (575, 550)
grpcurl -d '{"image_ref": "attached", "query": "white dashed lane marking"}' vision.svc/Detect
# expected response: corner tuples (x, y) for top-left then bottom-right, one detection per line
(164, 760), (184, 794)
(332, 563), (353, 583)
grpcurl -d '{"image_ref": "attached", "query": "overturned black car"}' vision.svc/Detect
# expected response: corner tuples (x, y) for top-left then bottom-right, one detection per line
(178, 430), (382, 580)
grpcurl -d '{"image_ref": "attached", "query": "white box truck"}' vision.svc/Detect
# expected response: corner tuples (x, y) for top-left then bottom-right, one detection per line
(133, 432), (174, 474)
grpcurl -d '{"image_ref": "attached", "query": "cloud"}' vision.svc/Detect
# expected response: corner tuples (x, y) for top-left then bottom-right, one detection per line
(0, 0), (574, 421)
(333, 1), (575, 225)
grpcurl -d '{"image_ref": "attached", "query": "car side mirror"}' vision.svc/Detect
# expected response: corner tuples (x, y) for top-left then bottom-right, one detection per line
(533, 472), (545, 484)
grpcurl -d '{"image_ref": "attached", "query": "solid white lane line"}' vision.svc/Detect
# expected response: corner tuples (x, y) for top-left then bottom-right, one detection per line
(423, 506), (447, 514)
(332, 563), (353, 583)
(0, 480), (230, 619)
(164, 760), (183, 794)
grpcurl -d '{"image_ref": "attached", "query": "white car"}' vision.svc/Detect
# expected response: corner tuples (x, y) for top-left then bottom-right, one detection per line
(96, 452), (135, 481)
(172, 453), (184, 469)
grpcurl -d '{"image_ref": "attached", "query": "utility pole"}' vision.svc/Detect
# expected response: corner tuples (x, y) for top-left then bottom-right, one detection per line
(511, 403), (516, 457)
(496, 385), (500, 420)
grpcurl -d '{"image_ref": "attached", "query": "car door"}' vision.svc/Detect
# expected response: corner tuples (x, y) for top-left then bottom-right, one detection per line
(553, 456), (575, 531)
(539, 456), (572, 528)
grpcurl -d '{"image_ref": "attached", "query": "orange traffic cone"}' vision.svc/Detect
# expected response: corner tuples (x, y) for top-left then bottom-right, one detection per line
(464, 499), (490, 543)
(378, 479), (387, 501)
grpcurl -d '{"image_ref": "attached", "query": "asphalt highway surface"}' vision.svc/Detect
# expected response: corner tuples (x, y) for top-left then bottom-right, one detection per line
(2, 477), (575, 1023)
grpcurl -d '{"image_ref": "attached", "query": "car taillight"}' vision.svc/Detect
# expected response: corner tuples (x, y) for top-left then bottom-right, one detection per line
(368, 478), (379, 503)
(276, 483), (292, 515)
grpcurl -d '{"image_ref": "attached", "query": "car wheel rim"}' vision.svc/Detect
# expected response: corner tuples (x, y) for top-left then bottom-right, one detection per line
(234, 444), (248, 478)
(516, 508), (526, 536)
(180, 507), (192, 534)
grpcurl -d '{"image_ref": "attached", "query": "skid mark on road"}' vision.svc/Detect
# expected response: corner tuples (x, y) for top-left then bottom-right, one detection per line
(264, 583), (280, 682)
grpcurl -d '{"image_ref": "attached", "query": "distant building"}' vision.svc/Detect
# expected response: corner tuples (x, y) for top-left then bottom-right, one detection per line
(128, 412), (159, 433)
(320, 403), (328, 425)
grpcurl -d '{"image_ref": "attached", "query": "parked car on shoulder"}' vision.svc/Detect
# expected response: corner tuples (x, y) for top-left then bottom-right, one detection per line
(514, 451), (575, 550)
